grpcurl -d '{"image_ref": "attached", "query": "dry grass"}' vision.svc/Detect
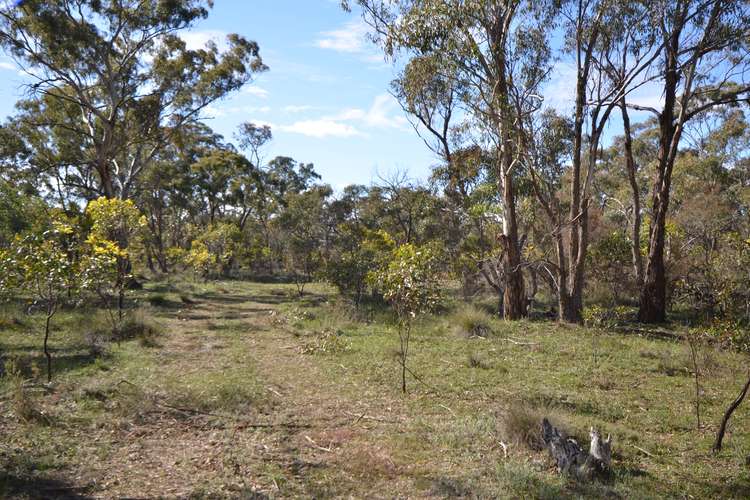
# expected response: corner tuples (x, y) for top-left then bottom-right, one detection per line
(498, 404), (550, 451)
(1, 279), (749, 498)
(453, 304), (494, 338)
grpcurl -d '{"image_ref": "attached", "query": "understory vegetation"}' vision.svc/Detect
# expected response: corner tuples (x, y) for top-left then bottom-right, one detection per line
(1, 279), (749, 498)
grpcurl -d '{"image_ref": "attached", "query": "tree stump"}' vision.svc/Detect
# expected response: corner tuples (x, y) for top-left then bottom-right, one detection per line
(541, 418), (611, 481)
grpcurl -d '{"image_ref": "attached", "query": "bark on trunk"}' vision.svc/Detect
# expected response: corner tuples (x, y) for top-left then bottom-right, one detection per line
(44, 303), (56, 383)
(638, 5), (685, 323)
(620, 100), (643, 286)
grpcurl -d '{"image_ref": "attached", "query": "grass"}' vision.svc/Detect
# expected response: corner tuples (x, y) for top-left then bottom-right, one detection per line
(453, 303), (494, 338)
(0, 277), (749, 498)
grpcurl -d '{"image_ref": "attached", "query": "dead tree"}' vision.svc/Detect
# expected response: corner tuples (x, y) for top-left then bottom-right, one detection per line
(713, 371), (750, 453)
(541, 418), (612, 481)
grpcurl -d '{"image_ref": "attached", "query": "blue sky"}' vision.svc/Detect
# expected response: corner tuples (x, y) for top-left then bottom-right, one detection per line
(0, 1), (663, 189)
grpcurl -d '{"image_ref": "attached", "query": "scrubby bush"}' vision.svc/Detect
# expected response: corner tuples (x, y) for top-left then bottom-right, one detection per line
(369, 243), (441, 393)
(0, 214), (81, 382)
(455, 305), (494, 338)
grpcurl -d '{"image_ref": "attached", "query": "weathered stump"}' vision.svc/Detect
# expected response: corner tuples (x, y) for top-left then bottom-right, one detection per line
(541, 418), (611, 481)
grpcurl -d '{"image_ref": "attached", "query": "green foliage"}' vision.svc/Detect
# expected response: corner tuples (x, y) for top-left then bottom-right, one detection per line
(186, 222), (242, 279)
(582, 305), (633, 328)
(369, 243), (442, 320)
(368, 242), (442, 392)
(0, 213), (81, 305)
(0, 181), (45, 247)
(86, 197), (146, 247)
(324, 227), (395, 303)
(274, 186), (330, 294)
(0, 0), (266, 199)
(704, 319), (750, 353)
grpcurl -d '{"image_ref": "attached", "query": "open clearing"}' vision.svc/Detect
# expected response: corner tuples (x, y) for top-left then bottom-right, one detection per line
(2, 279), (749, 498)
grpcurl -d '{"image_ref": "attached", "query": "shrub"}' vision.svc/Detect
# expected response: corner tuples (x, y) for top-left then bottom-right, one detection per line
(147, 293), (169, 307)
(4, 359), (50, 425)
(117, 315), (163, 347)
(368, 243), (442, 393)
(455, 305), (493, 338)
(499, 404), (547, 451)
(467, 351), (491, 369)
(705, 319), (750, 353)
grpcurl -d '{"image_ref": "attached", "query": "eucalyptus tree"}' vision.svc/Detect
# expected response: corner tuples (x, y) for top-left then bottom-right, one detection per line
(634, 0), (750, 322)
(524, 0), (661, 322)
(0, 0), (266, 200)
(347, 0), (555, 319)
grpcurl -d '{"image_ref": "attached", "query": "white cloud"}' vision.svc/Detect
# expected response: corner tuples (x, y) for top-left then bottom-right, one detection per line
(202, 104), (272, 118)
(279, 119), (363, 138)
(0, 61), (15, 71)
(244, 85), (270, 99)
(333, 94), (409, 130)
(284, 105), (315, 113)
(203, 104), (227, 118)
(247, 118), (276, 129)
(542, 61), (577, 112)
(181, 30), (229, 52)
(275, 94), (407, 139)
(627, 82), (665, 110)
(315, 21), (369, 53)
(543, 60), (665, 114)
(245, 105), (271, 114)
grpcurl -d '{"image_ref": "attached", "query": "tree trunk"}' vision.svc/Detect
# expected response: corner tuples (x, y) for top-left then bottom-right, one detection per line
(44, 303), (56, 383)
(638, 10), (682, 324)
(620, 100), (643, 286)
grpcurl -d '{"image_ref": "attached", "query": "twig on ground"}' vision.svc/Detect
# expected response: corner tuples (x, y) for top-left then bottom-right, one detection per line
(115, 379), (310, 428)
(501, 337), (539, 346)
(633, 445), (655, 457)
(305, 435), (333, 452)
(344, 410), (400, 424)
(439, 403), (457, 417)
(266, 387), (283, 398)
(404, 364), (439, 393)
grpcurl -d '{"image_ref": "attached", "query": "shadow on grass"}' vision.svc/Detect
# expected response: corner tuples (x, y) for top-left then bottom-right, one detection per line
(194, 291), (328, 309)
(0, 475), (91, 500)
(1, 454), (91, 500)
(0, 346), (107, 378)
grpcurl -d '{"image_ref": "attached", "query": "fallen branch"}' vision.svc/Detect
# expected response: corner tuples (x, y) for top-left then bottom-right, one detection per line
(632, 445), (655, 458)
(439, 403), (457, 417)
(156, 401), (310, 428)
(542, 418), (612, 481)
(266, 387), (283, 398)
(344, 410), (400, 424)
(404, 364), (439, 393)
(115, 379), (309, 428)
(305, 435), (333, 452)
(501, 337), (539, 346)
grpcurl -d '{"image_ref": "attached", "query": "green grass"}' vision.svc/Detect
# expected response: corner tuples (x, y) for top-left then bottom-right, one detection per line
(285, 294), (750, 498)
(1, 278), (749, 498)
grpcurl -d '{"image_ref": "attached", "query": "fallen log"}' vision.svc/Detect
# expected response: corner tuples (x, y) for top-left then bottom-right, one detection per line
(541, 418), (611, 481)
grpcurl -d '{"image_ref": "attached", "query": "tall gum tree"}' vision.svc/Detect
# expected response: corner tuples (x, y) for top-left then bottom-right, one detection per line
(634, 0), (750, 323)
(524, 0), (661, 323)
(0, 0), (266, 201)
(347, 0), (555, 319)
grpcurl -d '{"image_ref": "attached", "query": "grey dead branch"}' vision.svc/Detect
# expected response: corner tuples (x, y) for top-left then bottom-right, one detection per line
(541, 417), (612, 481)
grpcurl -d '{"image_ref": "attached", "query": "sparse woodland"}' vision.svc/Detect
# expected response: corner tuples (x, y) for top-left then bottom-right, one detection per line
(1, 0), (750, 497)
